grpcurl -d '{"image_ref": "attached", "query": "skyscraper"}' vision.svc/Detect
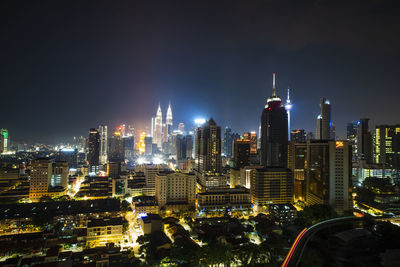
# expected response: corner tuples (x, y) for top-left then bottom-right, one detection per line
(223, 127), (234, 158)
(99, 125), (108, 164)
(316, 98), (331, 140)
(346, 122), (357, 162)
(306, 140), (352, 214)
(233, 139), (250, 169)
(166, 103), (173, 137)
(144, 136), (153, 156)
(243, 132), (258, 155)
(284, 88), (293, 140)
(154, 104), (163, 148)
(0, 129), (8, 153)
(375, 125), (400, 178)
(357, 118), (373, 164)
(109, 131), (125, 162)
(260, 73), (288, 168)
(88, 128), (100, 169)
(195, 118), (222, 174)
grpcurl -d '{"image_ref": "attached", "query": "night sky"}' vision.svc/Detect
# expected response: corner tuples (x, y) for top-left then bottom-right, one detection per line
(2, 0), (400, 144)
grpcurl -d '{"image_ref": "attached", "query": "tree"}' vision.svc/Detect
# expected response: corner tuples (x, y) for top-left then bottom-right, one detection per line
(32, 211), (54, 229)
(296, 204), (336, 227)
(121, 200), (132, 213)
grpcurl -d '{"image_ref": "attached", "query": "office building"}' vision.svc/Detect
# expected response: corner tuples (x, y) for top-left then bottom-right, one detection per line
(88, 128), (100, 170)
(0, 129), (8, 153)
(357, 118), (373, 164)
(290, 129), (307, 143)
(108, 131), (125, 162)
(375, 125), (400, 179)
(155, 172), (196, 208)
(316, 98), (331, 140)
(56, 148), (78, 169)
(250, 167), (293, 210)
(288, 142), (307, 202)
(145, 136), (153, 156)
(195, 118), (222, 174)
(223, 127), (234, 158)
(233, 139), (250, 169)
(98, 125), (108, 164)
(306, 140), (352, 214)
(51, 161), (68, 189)
(260, 73), (288, 168)
(243, 132), (258, 155)
(29, 158), (52, 201)
(346, 122), (358, 162)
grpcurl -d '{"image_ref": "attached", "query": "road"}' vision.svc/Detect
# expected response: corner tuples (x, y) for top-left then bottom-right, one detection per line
(282, 217), (363, 267)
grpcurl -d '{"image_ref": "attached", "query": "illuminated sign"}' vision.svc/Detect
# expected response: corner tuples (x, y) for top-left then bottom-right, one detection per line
(336, 141), (344, 148)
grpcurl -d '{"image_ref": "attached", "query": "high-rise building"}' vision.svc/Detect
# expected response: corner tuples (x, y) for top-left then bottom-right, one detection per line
(233, 139), (250, 169)
(357, 118), (373, 164)
(306, 140), (352, 214)
(290, 129), (307, 143)
(109, 131), (125, 162)
(51, 161), (68, 189)
(375, 125), (400, 178)
(155, 172), (196, 208)
(0, 134), (4, 154)
(136, 164), (166, 196)
(88, 128), (100, 169)
(316, 98), (331, 140)
(260, 73), (288, 168)
(99, 125), (108, 164)
(1, 129), (8, 153)
(144, 136), (153, 156)
(243, 132), (258, 155)
(288, 142), (307, 202)
(166, 103), (173, 137)
(154, 104), (163, 148)
(195, 118), (222, 174)
(223, 127), (234, 158)
(250, 168), (293, 210)
(185, 134), (193, 159)
(29, 158), (52, 201)
(284, 88), (293, 140)
(346, 122), (358, 162)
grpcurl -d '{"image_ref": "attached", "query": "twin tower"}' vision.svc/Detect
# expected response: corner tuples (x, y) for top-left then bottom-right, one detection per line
(152, 103), (173, 148)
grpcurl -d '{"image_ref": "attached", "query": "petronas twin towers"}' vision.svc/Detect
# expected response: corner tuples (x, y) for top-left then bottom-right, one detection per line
(152, 103), (173, 148)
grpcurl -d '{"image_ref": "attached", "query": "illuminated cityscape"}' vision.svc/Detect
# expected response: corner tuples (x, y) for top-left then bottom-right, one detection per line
(1, 1), (400, 266)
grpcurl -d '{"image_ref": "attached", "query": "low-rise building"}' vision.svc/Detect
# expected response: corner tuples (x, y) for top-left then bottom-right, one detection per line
(197, 186), (252, 212)
(140, 214), (163, 234)
(269, 204), (297, 225)
(86, 217), (123, 248)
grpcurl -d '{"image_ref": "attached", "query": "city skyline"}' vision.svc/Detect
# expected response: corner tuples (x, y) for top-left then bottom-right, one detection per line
(2, 1), (400, 143)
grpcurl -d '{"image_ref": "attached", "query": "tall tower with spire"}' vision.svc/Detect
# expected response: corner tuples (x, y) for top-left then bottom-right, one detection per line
(260, 73), (288, 168)
(166, 103), (173, 136)
(284, 88), (293, 140)
(154, 104), (163, 148)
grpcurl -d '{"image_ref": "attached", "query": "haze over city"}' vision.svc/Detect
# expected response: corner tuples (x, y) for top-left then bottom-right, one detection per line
(3, 0), (400, 143)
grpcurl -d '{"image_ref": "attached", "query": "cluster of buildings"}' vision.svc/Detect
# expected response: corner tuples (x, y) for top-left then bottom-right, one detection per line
(2, 72), (400, 265)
